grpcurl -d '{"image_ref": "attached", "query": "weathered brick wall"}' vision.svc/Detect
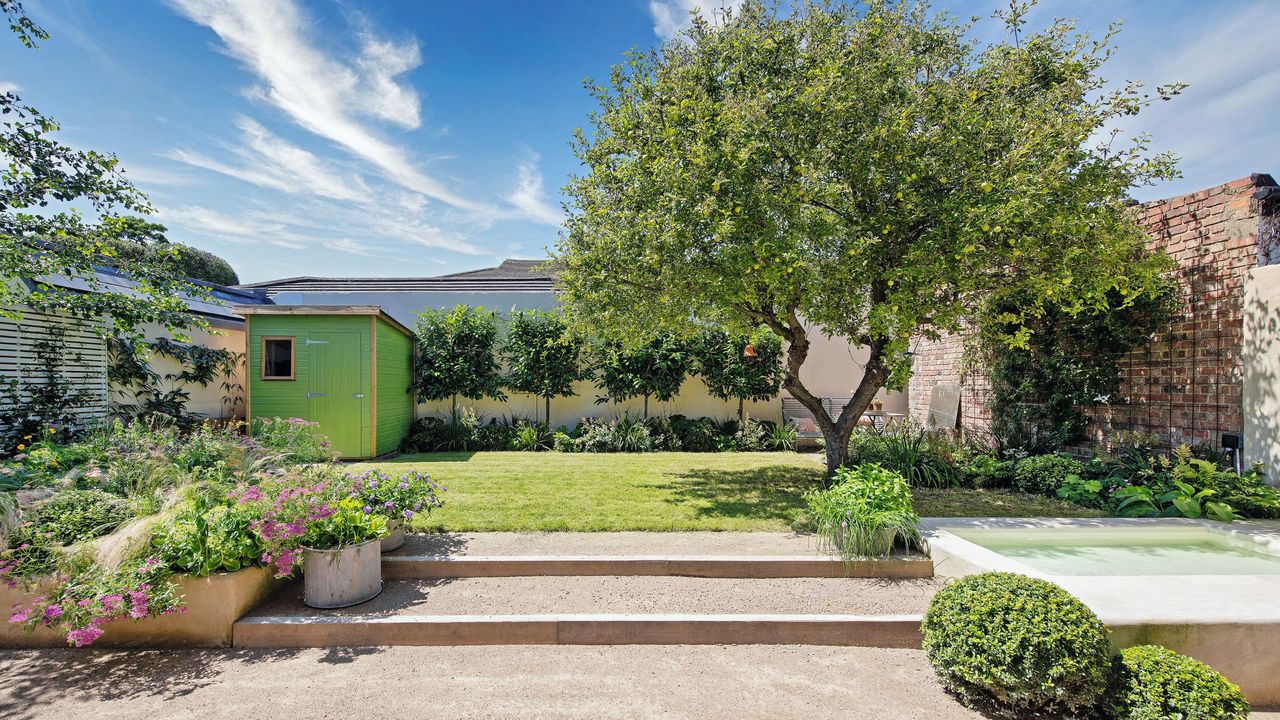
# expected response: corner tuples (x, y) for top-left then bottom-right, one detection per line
(908, 174), (1279, 451)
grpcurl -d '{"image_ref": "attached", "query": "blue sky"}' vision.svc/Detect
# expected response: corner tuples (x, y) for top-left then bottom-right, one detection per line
(3, 1), (1277, 283)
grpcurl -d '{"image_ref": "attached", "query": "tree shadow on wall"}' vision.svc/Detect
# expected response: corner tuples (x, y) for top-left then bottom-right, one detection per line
(646, 464), (825, 525)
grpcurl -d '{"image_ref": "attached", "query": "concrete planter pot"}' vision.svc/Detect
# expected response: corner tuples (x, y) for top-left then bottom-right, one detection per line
(833, 526), (901, 557)
(303, 539), (382, 609)
(380, 518), (405, 553)
(0, 565), (283, 648)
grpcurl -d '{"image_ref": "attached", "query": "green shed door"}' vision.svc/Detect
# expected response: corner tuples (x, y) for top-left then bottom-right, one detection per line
(306, 331), (369, 457)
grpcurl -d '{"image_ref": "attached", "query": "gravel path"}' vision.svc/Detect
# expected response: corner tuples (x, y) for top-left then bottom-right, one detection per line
(391, 531), (837, 557)
(0, 645), (985, 720)
(247, 576), (942, 618)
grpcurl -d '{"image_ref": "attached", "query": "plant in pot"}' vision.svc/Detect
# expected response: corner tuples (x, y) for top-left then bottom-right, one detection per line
(346, 469), (444, 553)
(238, 472), (387, 608)
(804, 463), (920, 561)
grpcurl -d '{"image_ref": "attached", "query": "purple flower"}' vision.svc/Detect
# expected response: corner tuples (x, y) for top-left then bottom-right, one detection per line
(44, 605), (63, 619)
(66, 625), (104, 647)
(362, 505), (372, 514)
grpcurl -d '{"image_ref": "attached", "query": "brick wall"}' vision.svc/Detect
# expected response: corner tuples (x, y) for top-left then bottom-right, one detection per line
(908, 174), (1280, 451)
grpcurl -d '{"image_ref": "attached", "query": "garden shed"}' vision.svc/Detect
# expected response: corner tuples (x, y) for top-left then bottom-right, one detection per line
(235, 306), (415, 459)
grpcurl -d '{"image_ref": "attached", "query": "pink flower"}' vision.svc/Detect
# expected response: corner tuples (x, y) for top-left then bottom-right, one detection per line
(9, 610), (29, 624)
(66, 625), (104, 647)
(100, 594), (123, 613)
(43, 605), (63, 619)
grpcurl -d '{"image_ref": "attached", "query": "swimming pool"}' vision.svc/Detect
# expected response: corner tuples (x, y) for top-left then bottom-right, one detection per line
(945, 526), (1280, 576)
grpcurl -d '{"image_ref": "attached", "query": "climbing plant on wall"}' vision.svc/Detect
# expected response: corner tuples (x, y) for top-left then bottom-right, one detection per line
(979, 278), (1179, 453)
(108, 337), (243, 426)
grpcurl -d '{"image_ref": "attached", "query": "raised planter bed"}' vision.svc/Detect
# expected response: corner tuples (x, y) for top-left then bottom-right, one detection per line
(0, 565), (285, 649)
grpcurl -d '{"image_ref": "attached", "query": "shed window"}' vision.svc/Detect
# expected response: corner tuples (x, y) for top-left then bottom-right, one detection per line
(262, 337), (295, 380)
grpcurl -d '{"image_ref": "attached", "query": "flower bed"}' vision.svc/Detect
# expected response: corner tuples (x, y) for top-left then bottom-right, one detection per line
(1, 418), (442, 646)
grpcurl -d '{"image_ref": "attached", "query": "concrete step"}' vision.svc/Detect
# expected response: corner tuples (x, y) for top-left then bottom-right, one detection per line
(234, 576), (936, 648)
(382, 554), (933, 579)
(234, 612), (924, 648)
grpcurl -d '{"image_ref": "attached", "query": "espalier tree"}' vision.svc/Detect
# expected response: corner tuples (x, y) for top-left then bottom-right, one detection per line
(412, 305), (506, 416)
(557, 0), (1179, 475)
(503, 309), (583, 424)
(696, 326), (783, 424)
(0, 1), (206, 345)
(591, 334), (691, 418)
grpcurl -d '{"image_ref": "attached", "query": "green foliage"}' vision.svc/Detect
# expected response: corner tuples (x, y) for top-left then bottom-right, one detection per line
(922, 572), (1112, 718)
(249, 417), (337, 465)
(510, 421), (554, 451)
(1103, 645), (1249, 720)
(346, 468), (443, 522)
(503, 310), (582, 423)
(572, 415), (655, 453)
(984, 281), (1178, 453)
(399, 411), (521, 453)
(153, 493), (263, 576)
(957, 451), (1017, 489)
(108, 335), (243, 425)
(22, 489), (130, 545)
(558, 0), (1182, 473)
(590, 335), (692, 417)
(1012, 453), (1086, 495)
(412, 305), (506, 411)
(847, 425), (963, 488)
(767, 421), (798, 452)
(805, 464), (919, 559)
(669, 415), (719, 452)
(0, 13), (206, 345)
(1088, 445), (1274, 521)
(302, 497), (387, 550)
(0, 326), (98, 449)
(694, 327), (783, 422)
(97, 227), (239, 285)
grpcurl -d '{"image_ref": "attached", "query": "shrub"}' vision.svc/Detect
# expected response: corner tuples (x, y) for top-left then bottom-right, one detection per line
(804, 464), (919, 559)
(848, 424), (962, 488)
(958, 451), (1017, 488)
(1103, 645), (1249, 720)
(922, 572), (1112, 718)
(153, 494), (263, 576)
(572, 416), (654, 453)
(27, 489), (131, 545)
(250, 417), (336, 464)
(509, 421), (553, 451)
(642, 416), (682, 451)
(768, 421), (798, 452)
(1013, 453), (1086, 495)
(671, 415), (719, 452)
(733, 417), (772, 452)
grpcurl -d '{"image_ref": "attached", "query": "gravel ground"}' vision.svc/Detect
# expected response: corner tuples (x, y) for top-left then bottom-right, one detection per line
(390, 531), (837, 557)
(247, 576), (942, 618)
(0, 645), (985, 720)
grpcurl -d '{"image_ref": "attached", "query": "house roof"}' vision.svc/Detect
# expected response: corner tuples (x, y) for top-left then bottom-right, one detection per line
(236, 258), (557, 295)
(28, 266), (273, 323)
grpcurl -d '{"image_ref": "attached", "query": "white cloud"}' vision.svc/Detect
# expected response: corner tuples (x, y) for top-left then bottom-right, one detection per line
(1097, 2), (1280, 198)
(648, 0), (744, 40)
(508, 156), (565, 227)
(0, 81), (20, 94)
(168, 0), (488, 213)
(169, 116), (373, 203)
(323, 238), (375, 256)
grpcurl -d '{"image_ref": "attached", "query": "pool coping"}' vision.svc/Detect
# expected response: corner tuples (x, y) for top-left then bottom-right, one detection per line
(919, 517), (1280, 705)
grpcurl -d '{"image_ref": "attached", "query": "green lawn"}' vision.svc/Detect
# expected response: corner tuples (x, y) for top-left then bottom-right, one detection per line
(356, 452), (822, 531)
(355, 452), (1107, 531)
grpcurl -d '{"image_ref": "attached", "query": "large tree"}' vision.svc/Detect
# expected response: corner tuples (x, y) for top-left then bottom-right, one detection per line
(557, 0), (1178, 475)
(1, 1), (207, 344)
(503, 309), (583, 424)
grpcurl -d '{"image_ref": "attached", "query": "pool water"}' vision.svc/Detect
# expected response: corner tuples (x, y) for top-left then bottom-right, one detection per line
(949, 527), (1280, 576)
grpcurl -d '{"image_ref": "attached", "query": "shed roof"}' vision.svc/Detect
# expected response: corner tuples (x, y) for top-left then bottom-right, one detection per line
(232, 304), (415, 338)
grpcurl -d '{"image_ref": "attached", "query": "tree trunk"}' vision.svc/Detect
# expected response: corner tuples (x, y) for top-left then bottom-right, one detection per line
(766, 313), (891, 480)
(643, 394), (649, 418)
(544, 396), (551, 426)
(451, 394), (457, 418)
(737, 397), (745, 425)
